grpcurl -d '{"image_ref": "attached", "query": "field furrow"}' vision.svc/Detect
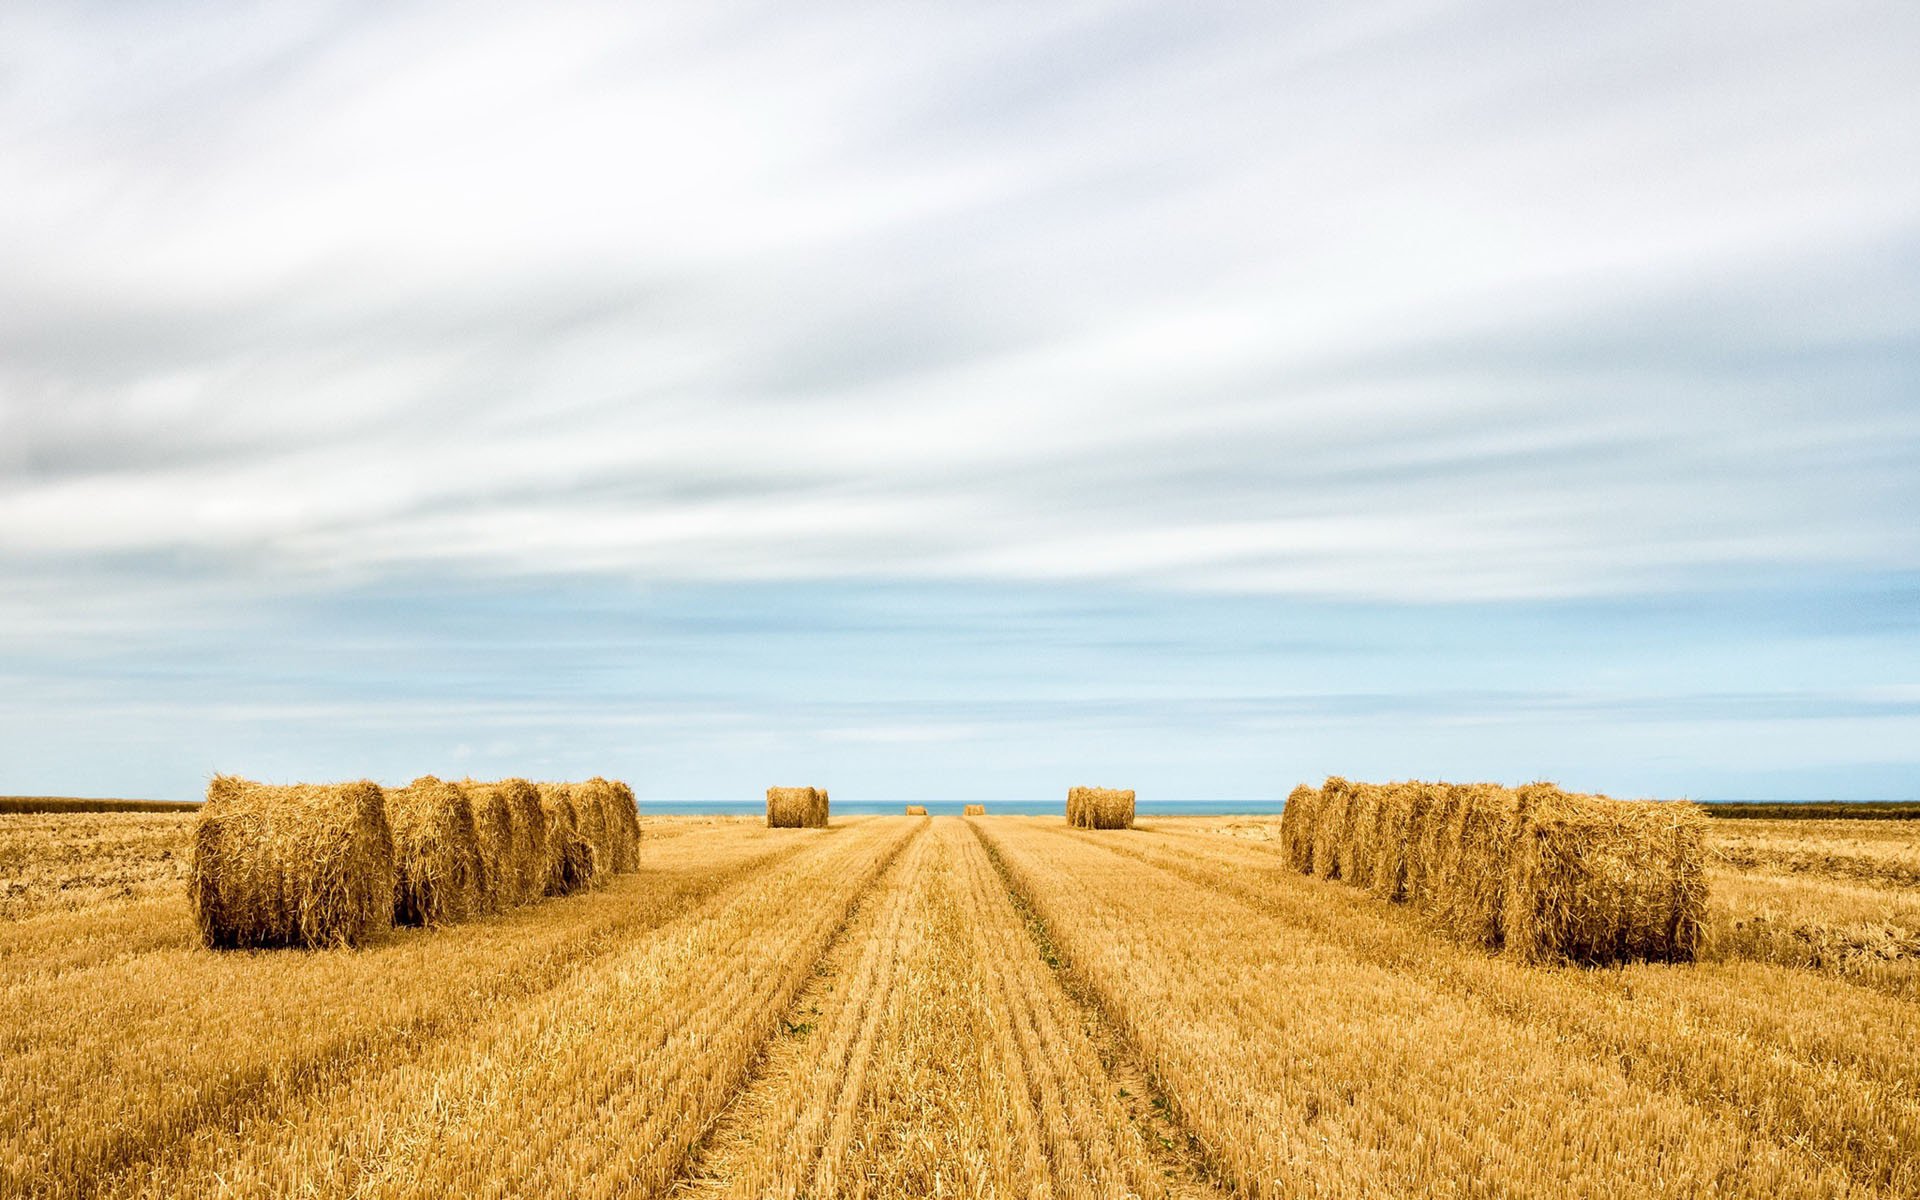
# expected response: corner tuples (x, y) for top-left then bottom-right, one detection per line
(93, 815), (918, 1199)
(1114, 819), (1920, 1189)
(680, 818), (1194, 1199)
(978, 818), (1886, 1200)
(3, 819), (803, 1198)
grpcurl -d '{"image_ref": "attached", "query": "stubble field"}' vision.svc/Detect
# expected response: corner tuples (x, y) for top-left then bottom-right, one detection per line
(4, 809), (1919, 1198)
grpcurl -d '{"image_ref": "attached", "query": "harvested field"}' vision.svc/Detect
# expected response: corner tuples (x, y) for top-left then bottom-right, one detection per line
(5, 809), (1919, 1198)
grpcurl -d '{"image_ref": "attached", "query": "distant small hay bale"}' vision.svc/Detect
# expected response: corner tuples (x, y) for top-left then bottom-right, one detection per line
(963, 804), (986, 816)
(190, 776), (393, 949)
(387, 777), (483, 926)
(537, 787), (599, 895)
(1067, 786), (1135, 830)
(1279, 784), (1320, 873)
(1503, 787), (1708, 964)
(767, 786), (828, 829)
(460, 779), (545, 906)
(905, 805), (929, 816)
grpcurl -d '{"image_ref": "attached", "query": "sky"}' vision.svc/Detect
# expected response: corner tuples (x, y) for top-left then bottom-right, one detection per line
(2, 1), (1917, 803)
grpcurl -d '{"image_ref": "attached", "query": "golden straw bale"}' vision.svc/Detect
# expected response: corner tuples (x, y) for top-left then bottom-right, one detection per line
(462, 782), (514, 915)
(537, 787), (599, 895)
(963, 804), (986, 816)
(1366, 783), (1440, 903)
(1426, 783), (1528, 948)
(607, 779), (642, 868)
(460, 779), (546, 906)
(905, 805), (929, 816)
(386, 777), (483, 927)
(571, 778), (636, 874)
(189, 776), (393, 949)
(1504, 787), (1708, 964)
(1067, 786), (1135, 830)
(767, 786), (827, 828)
(1279, 783), (1320, 873)
(562, 783), (612, 873)
(1341, 783), (1386, 886)
(1310, 777), (1355, 879)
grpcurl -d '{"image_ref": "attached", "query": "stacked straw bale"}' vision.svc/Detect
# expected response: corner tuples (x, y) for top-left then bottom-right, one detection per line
(767, 786), (828, 828)
(1283, 776), (1707, 964)
(460, 778), (547, 906)
(905, 805), (929, 816)
(963, 804), (986, 816)
(573, 777), (637, 874)
(190, 776), (393, 949)
(537, 785), (600, 895)
(463, 783), (515, 915)
(606, 778), (643, 869)
(387, 777), (483, 926)
(1067, 786), (1135, 830)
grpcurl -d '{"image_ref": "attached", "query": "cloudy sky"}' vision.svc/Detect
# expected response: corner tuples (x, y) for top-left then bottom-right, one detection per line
(2, 1), (1917, 802)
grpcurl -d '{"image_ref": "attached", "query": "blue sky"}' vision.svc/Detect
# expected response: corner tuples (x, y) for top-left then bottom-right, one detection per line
(2, 2), (1917, 801)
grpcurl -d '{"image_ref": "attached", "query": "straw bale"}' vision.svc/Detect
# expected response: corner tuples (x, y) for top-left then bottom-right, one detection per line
(1310, 777), (1355, 879)
(1067, 786), (1135, 830)
(963, 804), (986, 816)
(1504, 787), (1708, 964)
(537, 787), (599, 895)
(461, 778), (546, 906)
(1365, 783), (1440, 903)
(572, 777), (637, 874)
(462, 782), (514, 915)
(905, 805), (929, 816)
(767, 786), (827, 828)
(1279, 783), (1320, 873)
(388, 777), (483, 926)
(190, 776), (393, 949)
(607, 778), (643, 868)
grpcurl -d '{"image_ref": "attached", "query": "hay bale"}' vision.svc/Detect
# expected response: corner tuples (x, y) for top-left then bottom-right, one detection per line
(1310, 777), (1354, 879)
(460, 779), (545, 906)
(387, 777), (483, 926)
(767, 786), (827, 829)
(572, 778), (637, 874)
(462, 782), (514, 915)
(905, 804), (929, 816)
(537, 786), (599, 895)
(1067, 786), (1135, 830)
(963, 804), (986, 816)
(1503, 787), (1708, 964)
(1279, 783), (1320, 873)
(1365, 783), (1438, 903)
(562, 783), (612, 874)
(189, 776), (393, 949)
(607, 778), (642, 868)
(1425, 782), (1528, 948)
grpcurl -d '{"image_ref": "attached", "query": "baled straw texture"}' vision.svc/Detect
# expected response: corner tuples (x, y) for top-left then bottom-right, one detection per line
(460, 778), (546, 906)
(537, 785), (600, 895)
(462, 783), (514, 915)
(1067, 786), (1135, 830)
(963, 803), (986, 816)
(1284, 776), (1708, 964)
(766, 786), (827, 829)
(387, 776), (483, 927)
(1279, 783), (1319, 873)
(571, 778), (637, 874)
(905, 805), (929, 816)
(190, 776), (393, 949)
(1503, 786), (1708, 964)
(607, 778), (642, 868)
